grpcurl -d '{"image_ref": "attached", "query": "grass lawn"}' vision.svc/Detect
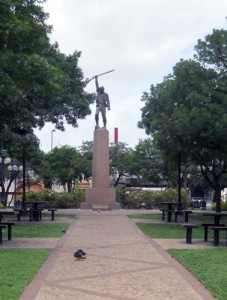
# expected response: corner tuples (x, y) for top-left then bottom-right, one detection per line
(2, 223), (70, 239)
(0, 222), (71, 299)
(136, 222), (205, 238)
(0, 249), (50, 300)
(128, 212), (215, 221)
(128, 213), (162, 219)
(136, 222), (227, 239)
(168, 248), (227, 300)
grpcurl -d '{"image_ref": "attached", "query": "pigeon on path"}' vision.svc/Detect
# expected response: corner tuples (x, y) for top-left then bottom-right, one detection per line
(74, 249), (86, 260)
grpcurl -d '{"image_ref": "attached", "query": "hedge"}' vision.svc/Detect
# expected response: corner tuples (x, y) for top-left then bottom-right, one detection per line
(117, 188), (189, 209)
(25, 189), (85, 209)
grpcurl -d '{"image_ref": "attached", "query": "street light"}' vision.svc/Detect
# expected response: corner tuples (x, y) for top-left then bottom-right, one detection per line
(0, 150), (11, 206)
(15, 127), (30, 210)
(177, 151), (182, 211)
(9, 163), (23, 207)
(51, 129), (56, 150)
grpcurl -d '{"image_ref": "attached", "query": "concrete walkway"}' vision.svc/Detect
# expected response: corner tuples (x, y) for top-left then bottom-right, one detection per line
(20, 210), (214, 300)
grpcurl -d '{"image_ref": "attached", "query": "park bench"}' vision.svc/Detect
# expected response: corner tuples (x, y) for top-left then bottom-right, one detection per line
(160, 209), (174, 222)
(48, 208), (57, 221)
(1, 222), (15, 240)
(160, 209), (165, 221)
(174, 210), (192, 222)
(0, 224), (7, 244)
(201, 223), (225, 242)
(210, 226), (227, 246)
(13, 209), (28, 221)
(29, 208), (44, 222)
(182, 223), (199, 244)
(160, 202), (178, 222)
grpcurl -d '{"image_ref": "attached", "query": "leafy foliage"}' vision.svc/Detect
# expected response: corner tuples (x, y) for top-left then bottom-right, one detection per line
(0, 0), (93, 148)
(120, 188), (189, 209)
(109, 142), (133, 186)
(38, 145), (91, 191)
(26, 188), (85, 208)
(131, 139), (172, 185)
(139, 28), (227, 211)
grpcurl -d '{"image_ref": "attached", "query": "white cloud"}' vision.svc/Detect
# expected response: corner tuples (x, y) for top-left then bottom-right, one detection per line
(35, 0), (227, 152)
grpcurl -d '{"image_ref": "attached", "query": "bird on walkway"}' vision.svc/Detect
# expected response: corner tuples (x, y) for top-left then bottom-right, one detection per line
(74, 249), (86, 260)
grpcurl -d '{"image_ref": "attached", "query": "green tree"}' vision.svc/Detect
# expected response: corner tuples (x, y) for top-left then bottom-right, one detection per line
(0, 0), (93, 148)
(39, 146), (91, 192)
(131, 139), (171, 186)
(1, 132), (43, 206)
(139, 28), (227, 212)
(109, 142), (133, 186)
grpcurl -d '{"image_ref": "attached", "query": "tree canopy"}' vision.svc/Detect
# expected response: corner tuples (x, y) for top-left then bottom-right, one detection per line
(139, 28), (227, 211)
(39, 145), (92, 192)
(0, 0), (93, 149)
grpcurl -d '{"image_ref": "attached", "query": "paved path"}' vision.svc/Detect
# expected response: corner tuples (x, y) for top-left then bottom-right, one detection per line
(20, 210), (214, 300)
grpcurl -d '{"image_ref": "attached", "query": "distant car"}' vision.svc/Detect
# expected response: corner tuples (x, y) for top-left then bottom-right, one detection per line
(206, 201), (212, 210)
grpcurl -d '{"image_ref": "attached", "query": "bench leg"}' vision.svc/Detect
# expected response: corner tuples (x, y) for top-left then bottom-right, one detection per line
(7, 225), (12, 241)
(167, 211), (172, 222)
(184, 213), (189, 222)
(186, 228), (192, 244)
(213, 229), (219, 246)
(0, 228), (3, 244)
(204, 225), (209, 242)
(34, 211), (39, 221)
(51, 211), (55, 221)
(162, 211), (165, 221)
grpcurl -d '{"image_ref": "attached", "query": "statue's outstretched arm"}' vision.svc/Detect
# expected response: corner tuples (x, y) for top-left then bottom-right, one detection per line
(95, 76), (99, 91)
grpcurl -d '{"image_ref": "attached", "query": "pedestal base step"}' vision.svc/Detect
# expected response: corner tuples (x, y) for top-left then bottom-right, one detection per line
(80, 202), (121, 210)
(92, 205), (109, 211)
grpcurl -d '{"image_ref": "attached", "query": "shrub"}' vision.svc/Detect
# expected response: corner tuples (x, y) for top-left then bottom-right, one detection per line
(115, 187), (127, 203)
(211, 201), (227, 211)
(119, 188), (189, 209)
(26, 189), (85, 208)
(0, 202), (3, 209)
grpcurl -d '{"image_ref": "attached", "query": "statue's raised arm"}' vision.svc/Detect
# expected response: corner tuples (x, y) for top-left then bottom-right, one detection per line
(95, 75), (99, 91)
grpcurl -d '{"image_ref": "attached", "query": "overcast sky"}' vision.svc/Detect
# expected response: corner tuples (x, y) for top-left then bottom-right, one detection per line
(34, 0), (227, 152)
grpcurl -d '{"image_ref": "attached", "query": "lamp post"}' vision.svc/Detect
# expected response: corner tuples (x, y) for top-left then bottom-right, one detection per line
(15, 127), (30, 210)
(51, 129), (56, 150)
(9, 163), (23, 207)
(177, 151), (182, 211)
(0, 150), (11, 206)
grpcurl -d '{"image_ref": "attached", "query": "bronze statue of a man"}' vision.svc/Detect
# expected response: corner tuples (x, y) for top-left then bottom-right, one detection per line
(95, 76), (110, 129)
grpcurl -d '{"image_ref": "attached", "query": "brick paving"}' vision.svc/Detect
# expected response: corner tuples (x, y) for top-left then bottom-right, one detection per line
(17, 209), (215, 300)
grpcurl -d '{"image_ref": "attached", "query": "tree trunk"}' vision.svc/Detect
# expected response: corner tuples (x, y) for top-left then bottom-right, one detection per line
(214, 176), (221, 212)
(113, 174), (122, 187)
(67, 180), (72, 192)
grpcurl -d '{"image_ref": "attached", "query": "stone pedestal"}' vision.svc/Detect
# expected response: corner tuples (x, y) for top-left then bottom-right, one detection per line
(81, 128), (120, 210)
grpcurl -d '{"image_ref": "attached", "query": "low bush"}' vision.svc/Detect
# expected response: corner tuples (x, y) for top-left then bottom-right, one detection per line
(120, 188), (189, 209)
(26, 189), (85, 208)
(211, 201), (227, 211)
